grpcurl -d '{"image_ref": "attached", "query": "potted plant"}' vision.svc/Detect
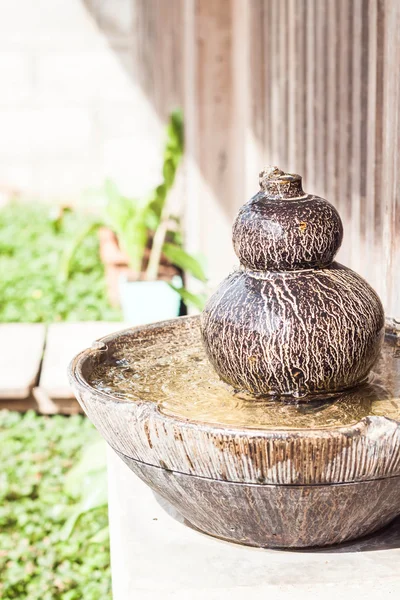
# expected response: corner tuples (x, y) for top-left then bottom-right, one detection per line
(98, 110), (207, 324)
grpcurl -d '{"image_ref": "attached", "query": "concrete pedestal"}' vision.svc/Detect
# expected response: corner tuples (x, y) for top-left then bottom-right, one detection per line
(107, 448), (400, 600)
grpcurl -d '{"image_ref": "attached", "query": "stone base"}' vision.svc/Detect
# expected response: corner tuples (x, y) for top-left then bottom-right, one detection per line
(108, 448), (400, 600)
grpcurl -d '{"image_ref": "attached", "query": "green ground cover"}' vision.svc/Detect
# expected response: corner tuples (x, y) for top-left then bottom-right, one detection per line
(0, 203), (115, 598)
(0, 411), (111, 600)
(0, 202), (120, 323)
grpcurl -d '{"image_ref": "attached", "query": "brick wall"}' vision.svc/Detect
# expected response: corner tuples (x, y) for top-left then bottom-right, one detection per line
(0, 0), (167, 203)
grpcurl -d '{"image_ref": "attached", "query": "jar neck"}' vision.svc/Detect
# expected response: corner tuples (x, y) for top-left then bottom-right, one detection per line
(259, 168), (306, 199)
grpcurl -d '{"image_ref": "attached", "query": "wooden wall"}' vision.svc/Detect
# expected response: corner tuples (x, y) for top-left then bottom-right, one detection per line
(129, 0), (400, 315)
(241, 0), (400, 316)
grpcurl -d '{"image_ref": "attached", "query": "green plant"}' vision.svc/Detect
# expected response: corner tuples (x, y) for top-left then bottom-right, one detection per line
(0, 203), (120, 323)
(104, 110), (208, 309)
(61, 439), (108, 542)
(0, 410), (111, 599)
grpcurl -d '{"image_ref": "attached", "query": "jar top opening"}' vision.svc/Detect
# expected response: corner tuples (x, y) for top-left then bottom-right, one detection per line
(259, 166), (305, 198)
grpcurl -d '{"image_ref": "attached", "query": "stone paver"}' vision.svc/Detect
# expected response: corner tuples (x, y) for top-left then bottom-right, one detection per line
(0, 323), (45, 399)
(38, 321), (128, 400)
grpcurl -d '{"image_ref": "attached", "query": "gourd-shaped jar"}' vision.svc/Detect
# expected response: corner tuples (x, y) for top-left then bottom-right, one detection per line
(201, 167), (385, 398)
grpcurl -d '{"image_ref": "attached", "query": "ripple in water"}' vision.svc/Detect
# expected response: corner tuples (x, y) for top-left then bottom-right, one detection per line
(87, 320), (400, 430)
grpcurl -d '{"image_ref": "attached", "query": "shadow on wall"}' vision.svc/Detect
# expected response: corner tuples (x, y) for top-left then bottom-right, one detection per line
(81, 0), (183, 124)
(81, 0), (241, 285)
(82, 0), (239, 219)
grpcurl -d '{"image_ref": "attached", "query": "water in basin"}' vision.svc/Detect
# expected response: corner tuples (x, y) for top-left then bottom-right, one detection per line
(87, 318), (400, 430)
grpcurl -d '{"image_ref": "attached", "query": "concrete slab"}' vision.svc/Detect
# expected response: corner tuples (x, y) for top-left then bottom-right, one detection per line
(107, 447), (400, 600)
(38, 321), (128, 400)
(0, 323), (45, 399)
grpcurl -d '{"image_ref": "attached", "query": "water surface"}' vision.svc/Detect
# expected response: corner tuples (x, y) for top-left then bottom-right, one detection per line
(88, 319), (400, 430)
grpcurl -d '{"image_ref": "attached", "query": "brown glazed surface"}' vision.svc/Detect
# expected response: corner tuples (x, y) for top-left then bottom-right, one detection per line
(70, 316), (400, 487)
(69, 316), (400, 547)
(201, 167), (384, 398)
(121, 454), (400, 548)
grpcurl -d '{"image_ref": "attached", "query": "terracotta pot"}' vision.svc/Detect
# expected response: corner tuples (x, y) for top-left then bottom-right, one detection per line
(98, 227), (130, 307)
(98, 227), (181, 314)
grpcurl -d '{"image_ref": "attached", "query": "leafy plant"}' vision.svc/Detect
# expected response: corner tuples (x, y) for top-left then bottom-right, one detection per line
(61, 439), (108, 542)
(0, 203), (120, 323)
(104, 180), (148, 274)
(61, 111), (208, 309)
(103, 110), (208, 309)
(0, 410), (111, 599)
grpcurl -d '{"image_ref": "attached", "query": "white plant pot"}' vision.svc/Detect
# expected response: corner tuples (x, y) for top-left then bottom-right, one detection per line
(119, 274), (182, 325)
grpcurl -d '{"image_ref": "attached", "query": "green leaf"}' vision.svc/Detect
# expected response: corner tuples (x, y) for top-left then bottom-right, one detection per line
(60, 220), (102, 282)
(0, 202), (121, 324)
(64, 438), (107, 499)
(90, 526), (109, 544)
(60, 470), (108, 541)
(148, 110), (184, 223)
(163, 243), (207, 282)
(104, 178), (121, 205)
(104, 186), (149, 272)
(168, 283), (207, 311)
(169, 109), (184, 150)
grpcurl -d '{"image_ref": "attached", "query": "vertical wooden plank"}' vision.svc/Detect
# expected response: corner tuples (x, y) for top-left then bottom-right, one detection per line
(287, 0), (296, 171)
(336, 0), (353, 265)
(326, 0), (338, 209)
(270, 0), (280, 164)
(248, 0), (266, 173)
(279, 0), (288, 165)
(292, 0), (307, 177)
(359, 0), (369, 244)
(381, 0), (400, 315)
(372, 0), (386, 303)
(305, 0), (316, 188)
(321, 0), (329, 194)
(313, 0), (327, 196)
(234, 0), (257, 198)
(333, 0), (342, 213)
(183, 0), (240, 289)
(263, 0), (272, 166)
(365, 0), (378, 293)
(349, 0), (362, 274)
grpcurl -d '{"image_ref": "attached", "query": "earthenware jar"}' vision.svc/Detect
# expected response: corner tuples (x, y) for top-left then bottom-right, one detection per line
(201, 167), (385, 398)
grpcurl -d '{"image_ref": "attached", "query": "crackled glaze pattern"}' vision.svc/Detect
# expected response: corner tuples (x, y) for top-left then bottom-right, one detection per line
(233, 193), (343, 271)
(234, 168), (343, 270)
(201, 167), (384, 398)
(201, 264), (384, 397)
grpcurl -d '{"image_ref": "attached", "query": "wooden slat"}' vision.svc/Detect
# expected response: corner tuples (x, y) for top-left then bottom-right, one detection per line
(258, 0), (400, 315)
(130, 0), (183, 120)
(183, 0), (240, 288)
(180, 0), (400, 314)
(382, 0), (400, 316)
(0, 324), (45, 400)
(305, 0), (315, 187)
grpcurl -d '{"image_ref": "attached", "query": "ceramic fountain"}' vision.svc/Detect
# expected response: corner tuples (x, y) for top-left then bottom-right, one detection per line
(69, 168), (400, 548)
